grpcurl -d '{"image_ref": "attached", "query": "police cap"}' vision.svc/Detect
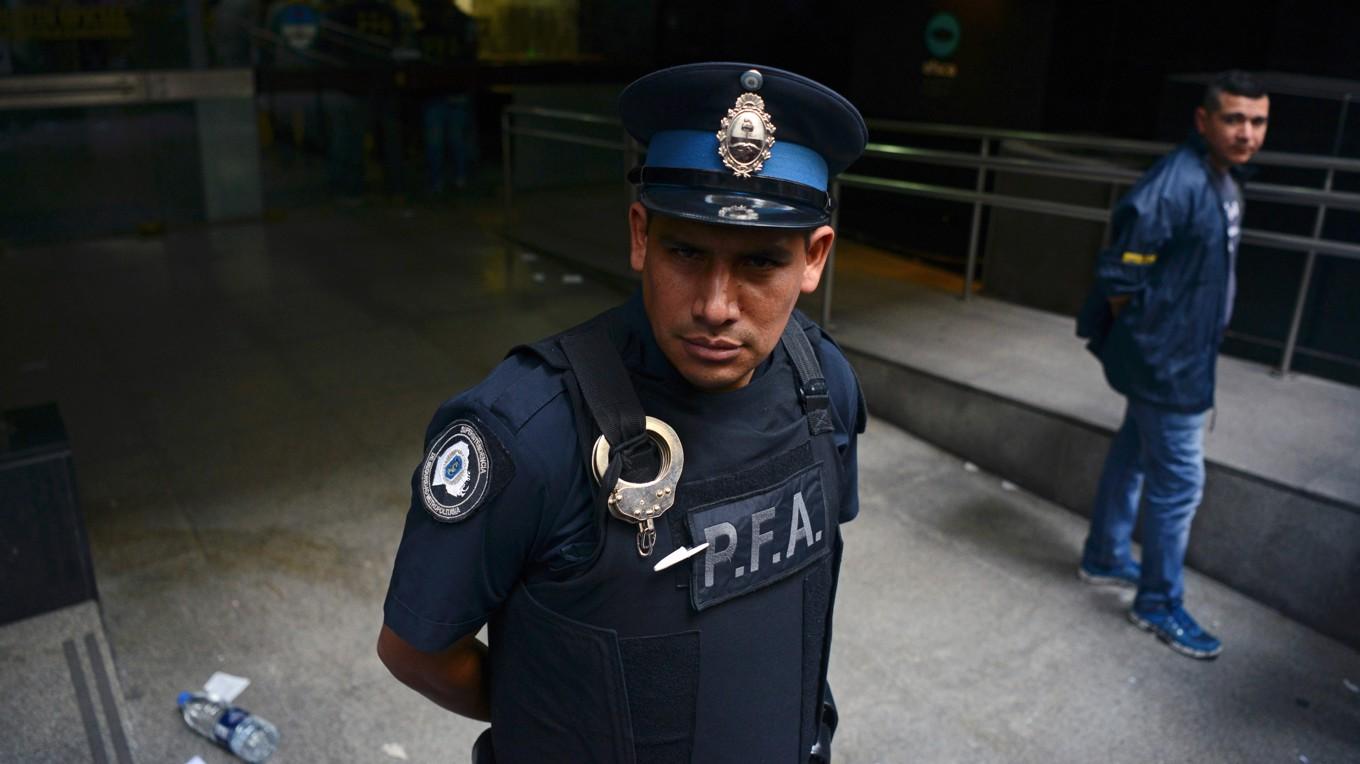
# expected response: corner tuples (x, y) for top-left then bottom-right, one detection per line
(619, 62), (867, 229)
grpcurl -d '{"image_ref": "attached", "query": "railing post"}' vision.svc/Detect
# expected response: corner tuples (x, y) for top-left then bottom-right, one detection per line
(821, 179), (841, 327)
(500, 108), (513, 219)
(1277, 94), (1349, 377)
(962, 137), (990, 300)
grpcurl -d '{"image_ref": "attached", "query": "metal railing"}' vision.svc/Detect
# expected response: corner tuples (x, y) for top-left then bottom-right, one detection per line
(0, 69), (253, 110)
(501, 105), (1360, 377)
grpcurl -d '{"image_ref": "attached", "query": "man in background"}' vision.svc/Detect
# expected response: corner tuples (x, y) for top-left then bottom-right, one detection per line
(1076, 70), (1270, 660)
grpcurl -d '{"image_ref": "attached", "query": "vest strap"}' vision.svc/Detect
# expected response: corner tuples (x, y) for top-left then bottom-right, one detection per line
(780, 320), (834, 436)
(559, 323), (658, 482)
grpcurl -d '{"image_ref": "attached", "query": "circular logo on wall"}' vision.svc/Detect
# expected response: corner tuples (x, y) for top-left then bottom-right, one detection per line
(420, 420), (492, 522)
(924, 12), (961, 59)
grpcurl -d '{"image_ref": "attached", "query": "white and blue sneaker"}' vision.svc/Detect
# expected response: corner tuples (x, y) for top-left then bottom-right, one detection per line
(1129, 605), (1223, 660)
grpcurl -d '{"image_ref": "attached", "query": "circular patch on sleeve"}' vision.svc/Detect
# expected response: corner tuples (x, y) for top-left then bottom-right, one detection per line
(420, 419), (494, 522)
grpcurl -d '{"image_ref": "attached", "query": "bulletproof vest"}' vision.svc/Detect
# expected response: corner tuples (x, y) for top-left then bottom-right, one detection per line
(485, 307), (845, 763)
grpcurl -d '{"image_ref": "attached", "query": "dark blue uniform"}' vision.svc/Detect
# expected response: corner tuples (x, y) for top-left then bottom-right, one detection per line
(384, 293), (865, 761)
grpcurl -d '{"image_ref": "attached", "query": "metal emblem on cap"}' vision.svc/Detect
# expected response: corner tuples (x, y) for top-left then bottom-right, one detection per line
(717, 81), (776, 178)
(718, 204), (759, 221)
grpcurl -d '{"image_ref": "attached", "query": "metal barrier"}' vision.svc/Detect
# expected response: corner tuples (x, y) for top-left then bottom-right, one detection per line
(0, 69), (262, 228)
(501, 105), (1360, 376)
(0, 69), (253, 110)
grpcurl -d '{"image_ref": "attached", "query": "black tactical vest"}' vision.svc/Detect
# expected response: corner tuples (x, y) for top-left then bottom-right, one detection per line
(485, 308), (846, 763)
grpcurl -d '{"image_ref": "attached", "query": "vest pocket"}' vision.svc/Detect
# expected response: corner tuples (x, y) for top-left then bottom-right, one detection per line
(619, 631), (701, 764)
(489, 585), (637, 763)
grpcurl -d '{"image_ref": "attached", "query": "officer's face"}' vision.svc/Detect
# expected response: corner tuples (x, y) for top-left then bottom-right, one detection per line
(1195, 93), (1269, 170)
(628, 203), (834, 392)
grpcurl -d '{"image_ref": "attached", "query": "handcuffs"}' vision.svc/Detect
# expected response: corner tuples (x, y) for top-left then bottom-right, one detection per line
(591, 416), (684, 558)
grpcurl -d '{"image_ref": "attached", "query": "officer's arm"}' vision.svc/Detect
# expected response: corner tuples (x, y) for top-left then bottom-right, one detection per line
(377, 625), (491, 721)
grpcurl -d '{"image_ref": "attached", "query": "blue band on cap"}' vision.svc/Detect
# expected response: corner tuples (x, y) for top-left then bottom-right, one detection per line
(646, 130), (828, 191)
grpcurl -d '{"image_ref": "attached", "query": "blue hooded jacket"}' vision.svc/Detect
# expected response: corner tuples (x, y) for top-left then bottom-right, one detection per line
(1077, 137), (1241, 414)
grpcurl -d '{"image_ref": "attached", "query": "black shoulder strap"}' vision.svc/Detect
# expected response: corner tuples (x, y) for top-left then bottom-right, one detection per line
(780, 318), (834, 436)
(558, 322), (658, 481)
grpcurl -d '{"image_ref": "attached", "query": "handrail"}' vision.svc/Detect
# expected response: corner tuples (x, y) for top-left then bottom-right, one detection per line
(862, 143), (1360, 211)
(502, 107), (1360, 174)
(501, 106), (1360, 376)
(250, 29), (347, 67)
(0, 69), (253, 111)
(318, 19), (397, 51)
(837, 171), (1360, 261)
(506, 125), (628, 152)
(867, 118), (1360, 174)
(838, 173), (1114, 223)
(506, 105), (622, 126)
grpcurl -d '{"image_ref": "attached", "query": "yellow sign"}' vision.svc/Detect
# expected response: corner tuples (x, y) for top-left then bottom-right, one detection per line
(0, 5), (134, 41)
(922, 59), (958, 79)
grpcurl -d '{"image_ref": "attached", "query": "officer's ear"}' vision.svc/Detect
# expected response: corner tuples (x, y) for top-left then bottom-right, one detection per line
(1194, 105), (1209, 136)
(800, 225), (835, 294)
(628, 202), (649, 273)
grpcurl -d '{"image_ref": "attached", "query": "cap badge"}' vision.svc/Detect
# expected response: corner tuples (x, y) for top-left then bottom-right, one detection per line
(717, 93), (776, 177)
(718, 204), (759, 221)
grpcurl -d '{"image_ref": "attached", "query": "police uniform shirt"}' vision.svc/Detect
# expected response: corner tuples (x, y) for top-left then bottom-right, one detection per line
(383, 290), (866, 653)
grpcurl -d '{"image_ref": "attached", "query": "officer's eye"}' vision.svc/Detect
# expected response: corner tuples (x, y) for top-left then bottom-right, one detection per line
(1221, 114), (1245, 126)
(670, 246), (702, 261)
(744, 255), (780, 270)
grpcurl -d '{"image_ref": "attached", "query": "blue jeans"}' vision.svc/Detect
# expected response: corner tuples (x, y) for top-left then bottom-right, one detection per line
(1082, 398), (1207, 612)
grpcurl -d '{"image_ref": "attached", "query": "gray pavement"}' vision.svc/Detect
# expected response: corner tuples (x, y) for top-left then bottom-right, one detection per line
(2, 201), (1358, 763)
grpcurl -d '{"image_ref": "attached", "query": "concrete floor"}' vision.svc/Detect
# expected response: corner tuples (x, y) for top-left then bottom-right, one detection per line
(2, 200), (1358, 763)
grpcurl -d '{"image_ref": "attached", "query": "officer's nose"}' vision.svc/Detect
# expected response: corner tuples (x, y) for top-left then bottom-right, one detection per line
(693, 262), (739, 327)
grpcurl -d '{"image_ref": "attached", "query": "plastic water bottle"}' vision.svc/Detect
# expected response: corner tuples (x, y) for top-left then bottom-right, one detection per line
(177, 691), (279, 762)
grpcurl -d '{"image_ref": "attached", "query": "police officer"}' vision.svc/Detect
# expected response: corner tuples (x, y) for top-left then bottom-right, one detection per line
(377, 62), (868, 763)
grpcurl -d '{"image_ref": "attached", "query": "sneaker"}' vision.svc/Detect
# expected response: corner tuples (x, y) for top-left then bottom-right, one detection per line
(1078, 560), (1140, 589)
(1129, 605), (1223, 660)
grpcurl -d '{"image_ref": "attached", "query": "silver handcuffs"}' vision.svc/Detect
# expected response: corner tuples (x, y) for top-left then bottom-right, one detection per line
(591, 416), (684, 557)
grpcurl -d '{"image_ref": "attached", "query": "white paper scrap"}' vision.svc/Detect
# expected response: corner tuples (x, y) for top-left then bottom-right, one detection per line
(203, 671), (250, 703)
(382, 742), (410, 760)
(562, 274), (584, 285)
(962, 462), (979, 473)
(1001, 480), (1018, 492)
(185, 757), (207, 764)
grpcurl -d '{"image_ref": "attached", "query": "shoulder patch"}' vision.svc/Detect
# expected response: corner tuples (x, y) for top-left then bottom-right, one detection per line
(420, 416), (514, 522)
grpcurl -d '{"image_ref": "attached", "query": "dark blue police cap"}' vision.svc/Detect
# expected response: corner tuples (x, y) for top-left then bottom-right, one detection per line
(619, 62), (867, 229)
